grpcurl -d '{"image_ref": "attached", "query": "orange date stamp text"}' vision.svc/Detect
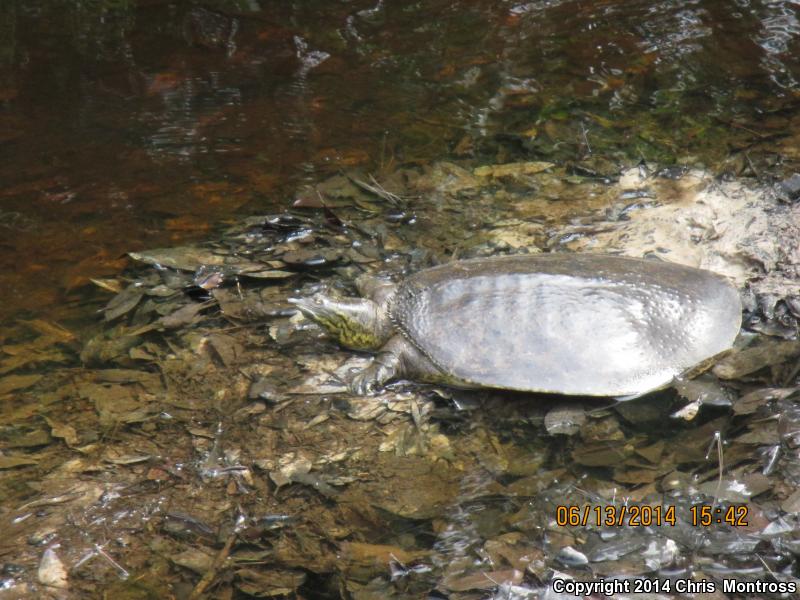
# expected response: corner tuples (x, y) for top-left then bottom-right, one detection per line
(555, 504), (749, 527)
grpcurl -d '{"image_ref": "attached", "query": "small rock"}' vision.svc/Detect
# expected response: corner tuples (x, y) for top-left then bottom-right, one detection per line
(38, 547), (68, 589)
(556, 546), (588, 567)
(776, 173), (800, 202)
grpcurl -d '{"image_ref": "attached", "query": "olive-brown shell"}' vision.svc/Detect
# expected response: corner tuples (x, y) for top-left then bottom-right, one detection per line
(390, 254), (742, 396)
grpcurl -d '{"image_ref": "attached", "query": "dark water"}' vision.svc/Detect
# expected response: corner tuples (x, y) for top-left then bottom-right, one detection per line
(1, 0), (800, 325)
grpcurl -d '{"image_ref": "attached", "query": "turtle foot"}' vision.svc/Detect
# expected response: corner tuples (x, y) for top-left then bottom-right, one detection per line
(350, 355), (397, 396)
(349, 362), (392, 395)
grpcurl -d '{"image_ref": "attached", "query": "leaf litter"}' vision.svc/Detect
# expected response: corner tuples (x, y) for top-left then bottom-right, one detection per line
(1, 162), (800, 598)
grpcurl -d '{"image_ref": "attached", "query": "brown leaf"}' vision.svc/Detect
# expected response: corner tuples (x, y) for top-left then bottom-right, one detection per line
(0, 374), (43, 396)
(734, 387), (798, 415)
(45, 417), (79, 447)
(0, 455), (39, 469)
(18, 319), (75, 343)
(339, 542), (429, 567)
(442, 568), (523, 592)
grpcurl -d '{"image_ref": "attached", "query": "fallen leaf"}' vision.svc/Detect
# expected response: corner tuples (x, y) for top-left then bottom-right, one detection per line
(0, 455), (39, 469)
(0, 373), (43, 396)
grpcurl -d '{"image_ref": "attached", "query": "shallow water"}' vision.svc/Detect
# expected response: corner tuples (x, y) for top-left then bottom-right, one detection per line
(2, 0), (800, 323)
(3, 1), (800, 598)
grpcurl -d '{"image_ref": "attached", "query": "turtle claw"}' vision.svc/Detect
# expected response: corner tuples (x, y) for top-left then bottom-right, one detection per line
(349, 359), (397, 395)
(349, 363), (385, 395)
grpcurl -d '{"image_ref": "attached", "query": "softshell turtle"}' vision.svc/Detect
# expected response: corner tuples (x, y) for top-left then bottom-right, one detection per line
(291, 253), (742, 397)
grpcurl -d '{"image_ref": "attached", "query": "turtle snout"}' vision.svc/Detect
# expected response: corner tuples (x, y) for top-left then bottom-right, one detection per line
(289, 294), (330, 320)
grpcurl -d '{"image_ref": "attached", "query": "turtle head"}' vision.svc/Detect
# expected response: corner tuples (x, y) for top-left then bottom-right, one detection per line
(290, 293), (392, 352)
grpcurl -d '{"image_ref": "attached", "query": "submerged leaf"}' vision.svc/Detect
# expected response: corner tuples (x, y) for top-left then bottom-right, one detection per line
(235, 568), (306, 597)
(544, 404), (587, 436)
(0, 373), (43, 396)
(104, 284), (144, 321)
(713, 339), (800, 379)
(0, 455), (39, 469)
(474, 161), (554, 178)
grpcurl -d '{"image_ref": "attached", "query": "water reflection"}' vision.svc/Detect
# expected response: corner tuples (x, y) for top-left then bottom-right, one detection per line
(144, 75), (244, 160)
(0, 0), (800, 322)
(756, 0), (800, 87)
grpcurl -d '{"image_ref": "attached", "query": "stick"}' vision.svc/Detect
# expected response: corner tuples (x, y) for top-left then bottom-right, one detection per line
(188, 532), (237, 599)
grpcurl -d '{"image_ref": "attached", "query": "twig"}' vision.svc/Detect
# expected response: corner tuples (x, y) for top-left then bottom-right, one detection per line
(704, 431), (724, 509)
(380, 131), (388, 171)
(95, 545), (130, 580)
(188, 531), (237, 599)
(743, 152), (760, 180)
(723, 119), (769, 139)
(580, 122), (592, 157)
(348, 174), (403, 207)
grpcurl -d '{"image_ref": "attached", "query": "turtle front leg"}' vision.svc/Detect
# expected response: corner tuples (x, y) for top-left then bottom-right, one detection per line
(352, 334), (439, 395)
(350, 335), (407, 395)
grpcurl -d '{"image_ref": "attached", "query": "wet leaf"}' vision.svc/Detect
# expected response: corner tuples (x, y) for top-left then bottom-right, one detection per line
(104, 284), (144, 321)
(103, 450), (153, 465)
(0, 373), (43, 396)
(442, 568), (523, 592)
(673, 375), (731, 407)
(280, 248), (342, 267)
(613, 467), (661, 484)
(0, 348), (70, 375)
(80, 330), (142, 365)
(239, 269), (296, 280)
(44, 417), (79, 447)
(417, 161), (481, 193)
(145, 284), (180, 298)
(781, 489), (800, 513)
(504, 470), (565, 496)
(484, 536), (542, 572)
(579, 415), (624, 443)
(0, 455), (39, 469)
(614, 395), (671, 424)
(129, 247), (265, 274)
(713, 339), (800, 379)
(129, 247), (226, 271)
(132, 302), (209, 335)
(544, 404), (586, 435)
(4, 428), (52, 448)
(474, 161), (554, 178)
(93, 369), (163, 391)
(18, 319), (75, 343)
(733, 387), (798, 414)
(585, 538), (645, 562)
(698, 473), (771, 503)
(208, 334), (244, 367)
(340, 542), (429, 568)
(235, 568), (306, 597)
(572, 442), (631, 467)
(162, 513), (216, 543)
(269, 453), (312, 489)
(78, 382), (155, 426)
(634, 440), (665, 463)
(736, 421), (779, 445)
(170, 547), (214, 574)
